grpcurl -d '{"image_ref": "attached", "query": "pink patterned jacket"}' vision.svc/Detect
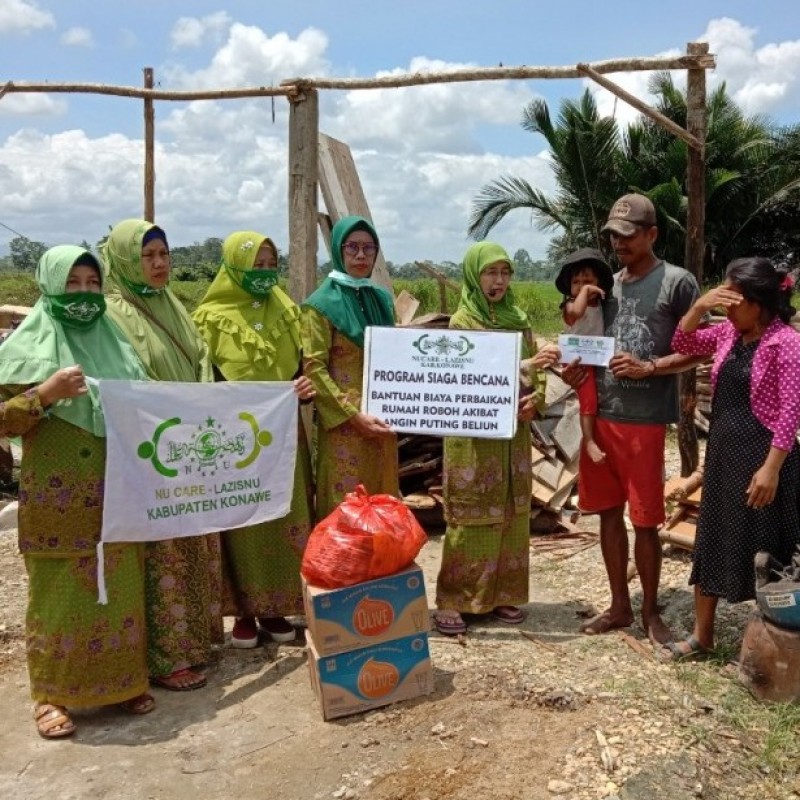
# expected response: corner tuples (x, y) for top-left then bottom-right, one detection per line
(671, 317), (800, 451)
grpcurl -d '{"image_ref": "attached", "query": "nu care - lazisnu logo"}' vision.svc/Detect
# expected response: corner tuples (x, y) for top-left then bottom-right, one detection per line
(137, 412), (273, 478)
(412, 333), (475, 366)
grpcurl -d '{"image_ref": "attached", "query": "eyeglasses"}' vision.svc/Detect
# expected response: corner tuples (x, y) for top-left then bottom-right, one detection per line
(342, 242), (378, 257)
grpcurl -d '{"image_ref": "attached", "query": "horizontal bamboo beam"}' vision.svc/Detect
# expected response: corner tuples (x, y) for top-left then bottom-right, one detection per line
(0, 81), (295, 101)
(283, 54), (715, 90)
(0, 52), (715, 104)
(577, 64), (702, 151)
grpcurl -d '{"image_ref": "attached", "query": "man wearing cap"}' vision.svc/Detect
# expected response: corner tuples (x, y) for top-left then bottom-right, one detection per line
(568, 193), (703, 645)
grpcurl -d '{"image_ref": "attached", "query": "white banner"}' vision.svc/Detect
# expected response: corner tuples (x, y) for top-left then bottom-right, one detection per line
(98, 380), (298, 543)
(362, 327), (521, 439)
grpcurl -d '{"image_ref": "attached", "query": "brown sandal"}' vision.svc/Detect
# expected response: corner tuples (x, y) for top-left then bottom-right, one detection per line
(151, 668), (207, 691)
(34, 703), (76, 739)
(118, 693), (155, 715)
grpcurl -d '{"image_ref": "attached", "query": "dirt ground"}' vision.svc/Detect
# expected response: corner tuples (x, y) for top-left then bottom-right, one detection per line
(0, 445), (797, 800)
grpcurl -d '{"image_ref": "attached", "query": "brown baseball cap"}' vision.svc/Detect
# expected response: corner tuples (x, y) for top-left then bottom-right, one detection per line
(601, 193), (657, 237)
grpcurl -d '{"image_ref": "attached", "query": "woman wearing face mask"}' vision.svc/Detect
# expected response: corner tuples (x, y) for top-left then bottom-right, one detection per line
(0, 246), (152, 738)
(192, 232), (315, 648)
(300, 216), (399, 520)
(102, 219), (222, 691)
(433, 242), (552, 636)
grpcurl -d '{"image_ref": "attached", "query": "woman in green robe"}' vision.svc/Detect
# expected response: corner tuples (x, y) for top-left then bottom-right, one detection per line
(192, 231), (315, 647)
(101, 219), (222, 691)
(434, 242), (550, 636)
(300, 216), (399, 519)
(0, 246), (153, 738)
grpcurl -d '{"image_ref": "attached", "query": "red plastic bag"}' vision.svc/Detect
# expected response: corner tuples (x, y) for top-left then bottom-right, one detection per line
(301, 485), (427, 588)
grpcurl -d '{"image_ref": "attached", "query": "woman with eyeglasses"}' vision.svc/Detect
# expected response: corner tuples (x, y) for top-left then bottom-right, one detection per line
(300, 215), (398, 519)
(433, 242), (552, 636)
(192, 232), (315, 648)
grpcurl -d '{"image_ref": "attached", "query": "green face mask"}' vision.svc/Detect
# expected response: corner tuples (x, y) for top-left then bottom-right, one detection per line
(120, 276), (165, 296)
(46, 292), (107, 328)
(232, 268), (279, 297)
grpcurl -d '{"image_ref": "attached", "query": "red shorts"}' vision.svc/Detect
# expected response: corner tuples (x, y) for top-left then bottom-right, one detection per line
(576, 368), (597, 416)
(578, 417), (666, 527)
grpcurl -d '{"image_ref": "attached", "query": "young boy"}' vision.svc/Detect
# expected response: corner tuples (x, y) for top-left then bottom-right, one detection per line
(555, 248), (614, 464)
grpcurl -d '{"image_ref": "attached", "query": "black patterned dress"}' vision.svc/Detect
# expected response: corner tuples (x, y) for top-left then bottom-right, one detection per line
(691, 338), (800, 602)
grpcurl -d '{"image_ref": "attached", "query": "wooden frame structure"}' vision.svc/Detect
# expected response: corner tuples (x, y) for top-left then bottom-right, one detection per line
(2, 43), (714, 472)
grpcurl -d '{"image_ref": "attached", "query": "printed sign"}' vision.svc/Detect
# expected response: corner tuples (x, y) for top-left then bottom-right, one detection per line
(362, 327), (521, 439)
(557, 334), (616, 367)
(98, 380), (298, 542)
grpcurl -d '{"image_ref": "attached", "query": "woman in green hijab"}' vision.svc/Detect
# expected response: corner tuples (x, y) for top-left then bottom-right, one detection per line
(102, 219), (222, 691)
(0, 246), (153, 738)
(300, 215), (399, 519)
(193, 231), (315, 648)
(433, 242), (554, 636)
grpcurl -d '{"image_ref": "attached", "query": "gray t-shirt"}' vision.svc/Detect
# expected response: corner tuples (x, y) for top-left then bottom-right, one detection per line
(598, 261), (700, 425)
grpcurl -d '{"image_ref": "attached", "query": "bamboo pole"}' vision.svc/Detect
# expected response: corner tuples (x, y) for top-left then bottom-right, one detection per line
(143, 67), (155, 222)
(678, 42), (709, 477)
(287, 85), (319, 303)
(0, 81), (295, 100)
(0, 53), (715, 104)
(281, 54), (715, 89)
(577, 64), (701, 151)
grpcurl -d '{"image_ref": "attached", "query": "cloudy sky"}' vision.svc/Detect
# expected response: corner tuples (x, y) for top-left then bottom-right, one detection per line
(1, 0), (799, 265)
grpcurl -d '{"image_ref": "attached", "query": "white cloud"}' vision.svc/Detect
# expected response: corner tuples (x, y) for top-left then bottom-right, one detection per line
(170, 12), (231, 49)
(0, 94), (67, 117)
(589, 19), (800, 127)
(352, 149), (556, 262)
(0, 129), (143, 245)
(164, 24), (330, 88)
(61, 26), (93, 47)
(702, 18), (800, 116)
(324, 57), (535, 156)
(0, 0), (54, 34)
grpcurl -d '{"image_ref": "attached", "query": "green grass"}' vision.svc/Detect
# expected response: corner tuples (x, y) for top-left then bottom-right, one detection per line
(0, 273), (565, 333)
(394, 278), (563, 335)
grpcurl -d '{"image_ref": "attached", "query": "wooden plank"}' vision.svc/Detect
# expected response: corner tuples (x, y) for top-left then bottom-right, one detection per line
(664, 476), (702, 506)
(395, 289), (420, 326)
(550, 404), (582, 463)
(543, 479), (577, 512)
(532, 455), (564, 491)
(288, 89), (319, 302)
(531, 417), (558, 448)
(544, 400), (566, 418)
(317, 133), (392, 292)
(544, 369), (574, 408)
(530, 447), (548, 467)
(659, 519), (697, 551)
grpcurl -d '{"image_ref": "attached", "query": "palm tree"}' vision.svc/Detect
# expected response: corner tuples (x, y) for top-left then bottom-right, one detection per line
(468, 90), (624, 253)
(470, 76), (800, 280)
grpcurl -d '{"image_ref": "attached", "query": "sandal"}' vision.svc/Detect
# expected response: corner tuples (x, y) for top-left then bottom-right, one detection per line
(433, 610), (467, 636)
(118, 693), (155, 715)
(151, 668), (207, 691)
(660, 634), (711, 663)
(491, 605), (525, 625)
(34, 703), (76, 739)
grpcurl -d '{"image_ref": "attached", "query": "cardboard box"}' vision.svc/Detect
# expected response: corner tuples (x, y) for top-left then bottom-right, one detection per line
(302, 563), (430, 656)
(306, 630), (433, 720)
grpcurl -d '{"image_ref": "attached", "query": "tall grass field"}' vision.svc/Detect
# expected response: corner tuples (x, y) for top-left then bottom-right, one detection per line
(0, 273), (565, 335)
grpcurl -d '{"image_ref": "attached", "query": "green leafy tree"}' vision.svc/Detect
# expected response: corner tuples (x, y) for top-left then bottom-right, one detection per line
(9, 237), (47, 272)
(470, 78), (800, 281)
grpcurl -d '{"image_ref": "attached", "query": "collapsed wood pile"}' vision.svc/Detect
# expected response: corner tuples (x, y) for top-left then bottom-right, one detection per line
(0, 304), (30, 342)
(659, 470), (703, 551)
